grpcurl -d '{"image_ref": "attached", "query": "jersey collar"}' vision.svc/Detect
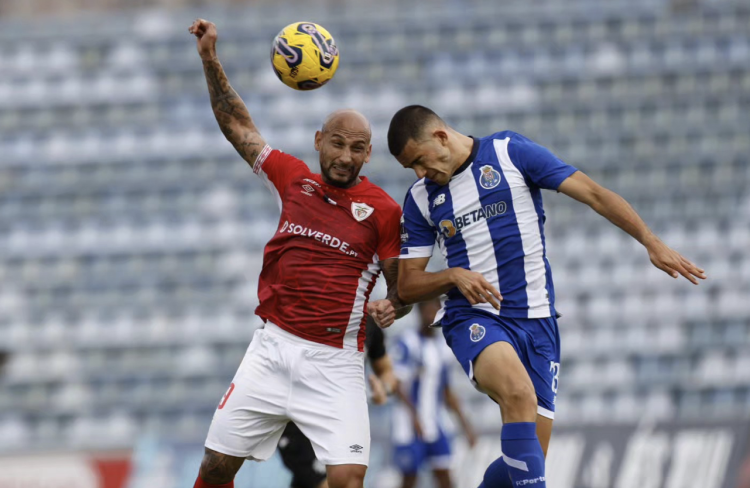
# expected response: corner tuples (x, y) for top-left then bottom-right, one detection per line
(452, 136), (479, 178)
(315, 174), (371, 194)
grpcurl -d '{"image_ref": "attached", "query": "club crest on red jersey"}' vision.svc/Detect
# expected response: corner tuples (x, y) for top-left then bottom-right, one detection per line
(351, 202), (374, 221)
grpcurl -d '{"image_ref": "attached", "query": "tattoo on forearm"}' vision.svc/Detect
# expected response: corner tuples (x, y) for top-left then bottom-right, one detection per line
(203, 59), (249, 118)
(236, 140), (260, 165)
(383, 259), (412, 319)
(202, 57), (258, 138)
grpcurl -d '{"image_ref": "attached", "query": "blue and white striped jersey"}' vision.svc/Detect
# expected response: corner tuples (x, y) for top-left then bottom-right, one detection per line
(399, 132), (577, 320)
(391, 330), (453, 445)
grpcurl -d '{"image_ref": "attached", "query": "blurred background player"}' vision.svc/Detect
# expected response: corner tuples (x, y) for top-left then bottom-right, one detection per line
(389, 105), (706, 488)
(391, 299), (477, 488)
(277, 315), (399, 488)
(189, 19), (409, 488)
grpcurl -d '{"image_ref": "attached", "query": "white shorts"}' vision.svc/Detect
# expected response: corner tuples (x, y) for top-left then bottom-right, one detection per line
(205, 323), (370, 466)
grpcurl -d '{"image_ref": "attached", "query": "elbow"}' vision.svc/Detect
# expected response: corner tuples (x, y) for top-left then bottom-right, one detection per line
(588, 184), (614, 212)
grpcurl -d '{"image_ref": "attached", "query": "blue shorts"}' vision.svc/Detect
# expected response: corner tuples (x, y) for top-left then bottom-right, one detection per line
(442, 310), (560, 419)
(393, 429), (452, 474)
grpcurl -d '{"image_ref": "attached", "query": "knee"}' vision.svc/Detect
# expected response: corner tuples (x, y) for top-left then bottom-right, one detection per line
(198, 449), (242, 485)
(327, 465), (366, 488)
(494, 383), (537, 421)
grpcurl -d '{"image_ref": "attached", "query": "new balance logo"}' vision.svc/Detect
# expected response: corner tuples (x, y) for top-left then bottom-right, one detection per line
(349, 444), (363, 453)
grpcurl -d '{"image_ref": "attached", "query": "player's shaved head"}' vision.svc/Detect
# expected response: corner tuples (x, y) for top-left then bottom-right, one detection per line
(315, 109), (373, 189)
(387, 105), (445, 157)
(322, 109), (372, 140)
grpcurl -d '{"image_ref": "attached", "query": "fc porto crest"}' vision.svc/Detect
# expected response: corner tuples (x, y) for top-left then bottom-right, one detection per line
(478, 165), (501, 189)
(469, 323), (486, 342)
(352, 202), (374, 221)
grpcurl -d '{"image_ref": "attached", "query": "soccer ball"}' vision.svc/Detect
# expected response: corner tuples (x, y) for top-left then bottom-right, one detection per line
(271, 22), (340, 91)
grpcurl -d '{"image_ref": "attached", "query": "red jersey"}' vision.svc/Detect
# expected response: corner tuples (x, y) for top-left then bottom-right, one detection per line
(252, 145), (402, 351)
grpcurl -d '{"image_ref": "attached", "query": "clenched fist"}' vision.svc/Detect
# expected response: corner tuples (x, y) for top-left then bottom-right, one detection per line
(188, 18), (218, 61)
(367, 299), (396, 328)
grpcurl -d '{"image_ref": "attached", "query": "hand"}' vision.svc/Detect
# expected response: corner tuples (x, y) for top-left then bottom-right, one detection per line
(367, 299), (396, 328)
(646, 238), (706, 285)
(188, 18), (218, 61)
(450, 268), (502, 309)
(368, 374), (388, 405)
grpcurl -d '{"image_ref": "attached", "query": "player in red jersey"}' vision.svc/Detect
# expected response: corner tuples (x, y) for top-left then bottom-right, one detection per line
(189, 19), (410, 488)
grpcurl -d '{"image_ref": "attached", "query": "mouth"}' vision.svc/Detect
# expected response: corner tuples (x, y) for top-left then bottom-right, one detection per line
(330, 164), (351, 179)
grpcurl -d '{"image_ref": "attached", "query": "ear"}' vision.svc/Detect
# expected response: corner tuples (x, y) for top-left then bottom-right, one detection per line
(433, 128), (450, 147)
(314, 130), (323, 151)
(365, 143), (372, 164)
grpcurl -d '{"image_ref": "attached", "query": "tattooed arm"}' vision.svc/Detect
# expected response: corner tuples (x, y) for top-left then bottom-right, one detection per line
(189, 19), (265, 169)
(367, 258), (412, 328)
(382, 257), (412, 320)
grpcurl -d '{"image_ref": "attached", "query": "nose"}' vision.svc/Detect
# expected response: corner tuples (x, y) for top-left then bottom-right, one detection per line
(338, 147), (353, 164)
(414, 167), (427, 179)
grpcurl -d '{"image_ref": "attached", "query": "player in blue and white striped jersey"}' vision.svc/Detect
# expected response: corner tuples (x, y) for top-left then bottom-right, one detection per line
(391, 299), (476, 488)
(387, 105), (705, 488)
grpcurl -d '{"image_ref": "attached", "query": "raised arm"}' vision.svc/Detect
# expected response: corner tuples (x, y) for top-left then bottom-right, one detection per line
(189, 19), (266, 169)
(557, 171), (706, 284)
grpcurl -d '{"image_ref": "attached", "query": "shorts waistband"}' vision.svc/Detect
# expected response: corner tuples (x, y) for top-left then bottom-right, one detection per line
(263, 321), (343, 351)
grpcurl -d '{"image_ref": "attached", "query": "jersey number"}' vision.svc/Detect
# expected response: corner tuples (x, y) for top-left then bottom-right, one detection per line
(218, 382), (235, 410)
(549, 362), (560, 394)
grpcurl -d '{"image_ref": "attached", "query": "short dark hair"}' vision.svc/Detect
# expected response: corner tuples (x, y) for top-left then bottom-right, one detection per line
(387, 105), (443, 157)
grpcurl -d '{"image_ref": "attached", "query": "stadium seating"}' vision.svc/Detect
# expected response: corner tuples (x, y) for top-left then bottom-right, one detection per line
(0, 0), (747, 456)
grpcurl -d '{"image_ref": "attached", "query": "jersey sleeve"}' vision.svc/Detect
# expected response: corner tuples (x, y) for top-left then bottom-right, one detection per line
(376, 202), (402, 261)
(399, 189), (436, 259)
(252, 145), (311, 209)
(507, 133), (578, 190)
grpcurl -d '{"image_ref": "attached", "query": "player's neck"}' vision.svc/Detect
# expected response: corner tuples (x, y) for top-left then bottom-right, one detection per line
(450, 131), (475, 174)
(321, 174), (362, 189)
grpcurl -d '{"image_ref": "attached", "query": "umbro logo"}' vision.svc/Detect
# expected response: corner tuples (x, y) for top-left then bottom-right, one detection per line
(349, 444), (363, 453)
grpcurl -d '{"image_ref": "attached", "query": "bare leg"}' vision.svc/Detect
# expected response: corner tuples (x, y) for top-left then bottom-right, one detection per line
(536, 414), (554, 457)
(197, 447), (245, 485)
(473, 342), (538, 423)
(400, 473), (418, 488)
(432, 468), (452, 488)
(326, 464), (366, 488)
